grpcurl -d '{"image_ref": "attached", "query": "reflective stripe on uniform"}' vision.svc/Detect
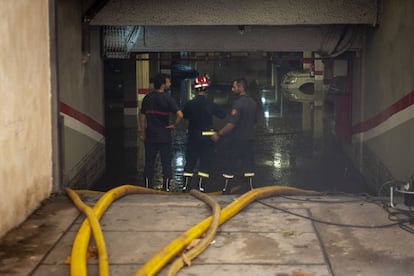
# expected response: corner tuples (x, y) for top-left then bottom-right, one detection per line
(198, 171), (209, 178)
(201, 131), (216, 136)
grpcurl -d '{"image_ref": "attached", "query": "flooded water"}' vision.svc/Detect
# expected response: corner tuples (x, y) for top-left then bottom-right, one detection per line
(96, 99), (373, 195)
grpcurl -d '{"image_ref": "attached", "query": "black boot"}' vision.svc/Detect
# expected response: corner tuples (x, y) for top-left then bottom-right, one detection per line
(163, 178), (172, 192)
(244, 172), (255, 191)
(144, 177), (153, 189)
(182, 172), (193, 192)
(222, 173), (234, 194)
(197, 171), (209, 192)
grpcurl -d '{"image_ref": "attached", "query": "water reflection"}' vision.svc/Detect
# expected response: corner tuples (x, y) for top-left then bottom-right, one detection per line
(167, 97), (372, 194)
(98, 93), (372, 195)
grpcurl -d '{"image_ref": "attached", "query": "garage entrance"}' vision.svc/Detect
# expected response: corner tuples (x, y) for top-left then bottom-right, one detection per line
(96, 51), (372, 195)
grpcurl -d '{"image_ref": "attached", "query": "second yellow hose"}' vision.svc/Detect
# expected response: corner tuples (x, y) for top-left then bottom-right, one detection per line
(166, 189), (221, 275)
(135, 185), (321, 276)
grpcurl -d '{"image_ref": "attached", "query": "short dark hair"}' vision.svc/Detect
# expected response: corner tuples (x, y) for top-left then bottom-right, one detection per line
(153, 73), (171, 89)
(234, 78), (248, 90)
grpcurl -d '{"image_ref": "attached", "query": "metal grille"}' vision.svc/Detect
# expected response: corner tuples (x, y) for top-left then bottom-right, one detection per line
(103, 26), (142, 58)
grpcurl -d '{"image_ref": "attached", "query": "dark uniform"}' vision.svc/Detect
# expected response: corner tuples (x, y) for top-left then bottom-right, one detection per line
(182, 94), (225, 190)
(140, 91), (179, 182)
(225, 94), (257, 178)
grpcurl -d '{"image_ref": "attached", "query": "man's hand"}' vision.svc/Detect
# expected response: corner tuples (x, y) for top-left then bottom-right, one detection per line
(165, 124), (176, 129)
(211, 132), (220, 142)
(139, 130), (145, 141)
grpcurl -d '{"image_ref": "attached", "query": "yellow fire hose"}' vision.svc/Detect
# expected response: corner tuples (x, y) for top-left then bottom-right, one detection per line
(135, 185), (321, 276)
(65, 188), (109, 276)
(69, 185), (172, 276)
(166, 189), (221, 276)
(68, 185), (239, 276)
(67, 185), (319, 276)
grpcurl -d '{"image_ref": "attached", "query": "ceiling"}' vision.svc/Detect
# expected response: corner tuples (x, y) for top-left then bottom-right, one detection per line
(85, 0), (381, 57)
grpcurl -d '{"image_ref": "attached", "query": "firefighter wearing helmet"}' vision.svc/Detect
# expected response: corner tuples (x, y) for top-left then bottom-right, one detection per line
(181, 75), (226, 192)
(193, 75), (209, 90)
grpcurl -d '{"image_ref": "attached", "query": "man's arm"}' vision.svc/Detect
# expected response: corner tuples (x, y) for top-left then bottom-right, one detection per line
(139, 113), (146, 140)
(166, 110), (183, 129)
(211, 122), (234, 142)
(175, 110), (184, 125)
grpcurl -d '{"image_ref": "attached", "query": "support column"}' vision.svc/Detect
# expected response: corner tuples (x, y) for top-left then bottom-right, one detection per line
(313, 53), (325, 153)
(302, 51), (313, 131)
(302, 102), (312, 130)
(136, 54), (150, 173)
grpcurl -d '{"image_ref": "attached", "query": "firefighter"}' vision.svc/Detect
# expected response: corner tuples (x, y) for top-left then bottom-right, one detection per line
(139, 73), (183, 191)
(211, 78), (257, 193)
(182, 75), (226, 191)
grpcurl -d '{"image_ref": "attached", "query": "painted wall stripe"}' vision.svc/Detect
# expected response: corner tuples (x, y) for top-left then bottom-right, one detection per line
(61, 113), (104, 143)
(138, 88), (149, 94)
(60, 102), (105, 143)
(352, 90), (414, 142)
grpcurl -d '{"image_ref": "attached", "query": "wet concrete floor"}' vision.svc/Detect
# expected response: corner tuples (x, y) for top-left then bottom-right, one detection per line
(3, 100), (413, 276)
(96, 99), (373, 195)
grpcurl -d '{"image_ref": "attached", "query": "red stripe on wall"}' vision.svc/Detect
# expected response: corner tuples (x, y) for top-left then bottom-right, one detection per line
(352, 90), (414, 134)
(303, 58), (313, 64)
(315, 70), (324, 76)
(138, 88), (149, 95)
(60, 102), (105, 135)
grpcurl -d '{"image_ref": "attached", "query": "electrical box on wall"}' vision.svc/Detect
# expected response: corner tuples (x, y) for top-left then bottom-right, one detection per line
(333, 59), (348, 77)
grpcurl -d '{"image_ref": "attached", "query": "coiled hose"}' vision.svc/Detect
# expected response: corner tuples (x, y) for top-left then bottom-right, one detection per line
(166, 189), (221, 276)
(65, 188), (109, 276)
(67, 185), (234, 276)
(135, 185), (321, 276)
(69, 185), (171, 276)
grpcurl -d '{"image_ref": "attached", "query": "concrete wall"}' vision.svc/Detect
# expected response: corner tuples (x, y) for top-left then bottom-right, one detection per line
(0, 1), (52, 237)
(91, 0), (379, 26)
(351, 0), (414, 188)
(57, 0), (105, 188)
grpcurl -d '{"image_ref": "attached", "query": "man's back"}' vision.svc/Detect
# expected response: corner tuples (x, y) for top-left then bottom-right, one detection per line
(183, 95), (225, 135)
(141, 91), (179, 142)
(229, 94), (257, 140)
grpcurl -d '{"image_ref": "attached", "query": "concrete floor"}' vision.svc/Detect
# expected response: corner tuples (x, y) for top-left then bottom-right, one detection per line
(3, 99), (412, 275)
(1, 191), (414, 275)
